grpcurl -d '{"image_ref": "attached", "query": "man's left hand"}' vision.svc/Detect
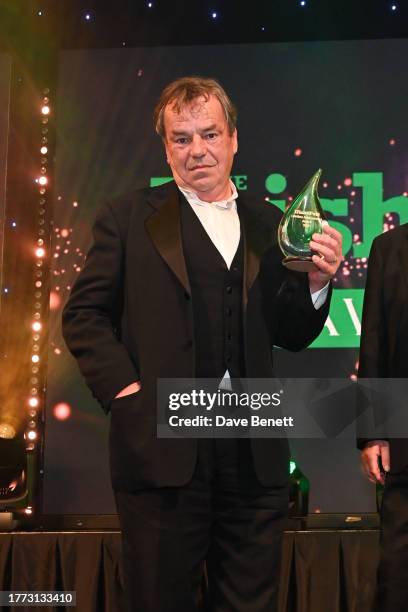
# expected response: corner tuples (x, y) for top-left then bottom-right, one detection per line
(308, 223), (343, 292)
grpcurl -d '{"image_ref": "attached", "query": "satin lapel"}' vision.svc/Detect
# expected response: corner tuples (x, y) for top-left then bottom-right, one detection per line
(238, 202), (261, 309)
(145, 184), (191, 295)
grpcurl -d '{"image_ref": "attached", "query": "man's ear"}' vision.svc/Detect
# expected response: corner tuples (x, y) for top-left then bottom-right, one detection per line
(163, 138), (170, 164)
(233, 128), (238, 154)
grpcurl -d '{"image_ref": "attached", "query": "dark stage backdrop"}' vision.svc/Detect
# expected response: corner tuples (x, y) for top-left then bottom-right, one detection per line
(0, 54), (11, 311)
(44, 39), (408, 514)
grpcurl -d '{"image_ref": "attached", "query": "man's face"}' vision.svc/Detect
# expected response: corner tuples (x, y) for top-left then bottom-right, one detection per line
(163, 94), (238, 202)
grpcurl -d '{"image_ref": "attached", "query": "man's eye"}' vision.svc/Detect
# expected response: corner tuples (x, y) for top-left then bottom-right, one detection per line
(206, 133), (217, 140)
(176, 137), (188, 145)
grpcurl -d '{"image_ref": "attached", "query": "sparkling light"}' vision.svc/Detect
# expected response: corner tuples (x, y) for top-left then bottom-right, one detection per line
(27, 431), (37, 440)
(32, 321), (42, 332)
(28, 397), (39, 408)
(38, 176), (48, 186)
(35, 247), (45, 258)
(294, 148), (302, 157)
(211, 11), (217, 18)
(53, 402), (72, 421)
(40, 146), (48, 154)
(31, 355), (40, 363)
(41, 106), (50, 115)
(25, 507), (33, 515)
(50, 291), (61, 310)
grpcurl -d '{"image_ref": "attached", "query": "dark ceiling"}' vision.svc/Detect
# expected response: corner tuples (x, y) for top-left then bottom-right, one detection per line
(1, 0), (407, 60)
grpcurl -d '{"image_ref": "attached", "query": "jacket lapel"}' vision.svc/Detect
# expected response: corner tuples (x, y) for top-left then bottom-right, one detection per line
(145, 183), (265, 304)
(385, 227), (408, 366)
(145, 182), (191, 295)
(238, 200), (261, 309)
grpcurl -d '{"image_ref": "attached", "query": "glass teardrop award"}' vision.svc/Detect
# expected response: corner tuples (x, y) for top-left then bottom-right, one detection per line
(278, 169), (326, 272)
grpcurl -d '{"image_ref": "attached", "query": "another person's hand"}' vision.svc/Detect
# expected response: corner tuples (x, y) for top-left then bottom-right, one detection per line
(360, 440), (390, 484)
(308, 223), (343, 292)
(115, 381), (141, 398)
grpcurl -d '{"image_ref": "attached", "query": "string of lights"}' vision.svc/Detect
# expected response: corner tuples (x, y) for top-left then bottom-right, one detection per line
(19, 90), (52, 516)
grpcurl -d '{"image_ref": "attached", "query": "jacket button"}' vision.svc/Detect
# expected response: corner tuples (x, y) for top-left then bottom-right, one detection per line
(226, 308), (232, 316)
(226, 355), (232, 362)
(226, 286), (232, 294)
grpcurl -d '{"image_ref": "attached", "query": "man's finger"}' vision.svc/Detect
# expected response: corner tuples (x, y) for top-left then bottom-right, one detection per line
(381, 444), (391, 472)
(361, 455), (376, 483)
(361, 447), (385, 484)
(321, 222), (342, 241)
(311, 254), (336, 274)
(309, 241), (337, 262)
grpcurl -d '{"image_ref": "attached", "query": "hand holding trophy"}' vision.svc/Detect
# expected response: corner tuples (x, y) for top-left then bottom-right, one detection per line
(278, 169), (326, 272)
(278, 169), (343, 292)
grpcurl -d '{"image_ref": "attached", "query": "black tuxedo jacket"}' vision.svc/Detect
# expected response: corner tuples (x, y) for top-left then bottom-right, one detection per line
(62, 181), (331, 492)
(358, 224), (408, 472)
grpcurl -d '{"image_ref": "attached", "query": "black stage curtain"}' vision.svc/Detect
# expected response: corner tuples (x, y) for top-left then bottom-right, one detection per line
(0, 530), (379, 612)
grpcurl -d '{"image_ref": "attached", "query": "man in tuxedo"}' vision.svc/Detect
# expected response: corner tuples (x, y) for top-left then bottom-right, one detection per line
(62, 76), (342, 612)
(359, 225), (408, 611)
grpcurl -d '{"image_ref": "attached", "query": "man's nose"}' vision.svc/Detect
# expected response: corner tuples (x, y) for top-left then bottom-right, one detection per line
(190, 135), (206, 158)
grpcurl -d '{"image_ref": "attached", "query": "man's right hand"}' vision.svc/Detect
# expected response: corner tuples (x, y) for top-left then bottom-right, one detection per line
(115, 381), (141, 398)
(360, 440), (390, 484)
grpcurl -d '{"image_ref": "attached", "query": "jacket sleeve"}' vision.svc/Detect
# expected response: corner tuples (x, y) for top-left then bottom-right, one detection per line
(61, 202), (139, 413)
(273, 271), (332, 351)
(358, 237), (386, 378)
(357, 237), (387, 448)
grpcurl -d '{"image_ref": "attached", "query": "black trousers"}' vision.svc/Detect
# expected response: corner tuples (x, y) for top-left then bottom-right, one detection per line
(115, 438), (288, 612)
(377, 470), (408, 612)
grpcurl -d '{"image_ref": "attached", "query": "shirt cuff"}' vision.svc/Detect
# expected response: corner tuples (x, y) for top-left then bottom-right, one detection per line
(310, 282), (330, 310)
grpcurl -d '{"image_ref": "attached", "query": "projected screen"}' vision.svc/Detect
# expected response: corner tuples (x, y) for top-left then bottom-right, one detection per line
(44, 39), (408, 514)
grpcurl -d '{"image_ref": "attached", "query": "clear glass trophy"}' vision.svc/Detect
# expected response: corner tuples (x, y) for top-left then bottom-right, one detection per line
(278, 169), (326, 272)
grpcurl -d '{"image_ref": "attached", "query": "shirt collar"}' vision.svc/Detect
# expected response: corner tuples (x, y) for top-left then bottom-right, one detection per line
(179, 180), (238, 210)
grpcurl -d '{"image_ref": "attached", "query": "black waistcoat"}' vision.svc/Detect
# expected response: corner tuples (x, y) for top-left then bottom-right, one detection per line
(180, 196), (245, 379)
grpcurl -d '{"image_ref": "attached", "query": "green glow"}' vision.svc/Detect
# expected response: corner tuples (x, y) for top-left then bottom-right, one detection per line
(289, 460), (297, 474)
(353, 172), (408, 258)
(311, 289), (364, 348)
(265, 173), (287, 193)
(150, 177), (173, 187)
